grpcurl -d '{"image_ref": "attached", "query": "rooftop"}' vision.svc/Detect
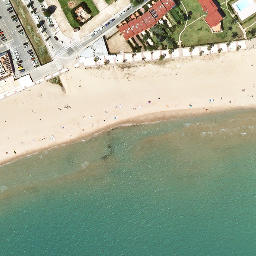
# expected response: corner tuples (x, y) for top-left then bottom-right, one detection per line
(118, 23), (135, 40)
(160, 0), (176, 11)
(141, 11), (157, 28)
(198, 0), (223, 30)
(119, 0), (176, 40)
(0, 51), (14, 80)
(152, 0), (168, 20)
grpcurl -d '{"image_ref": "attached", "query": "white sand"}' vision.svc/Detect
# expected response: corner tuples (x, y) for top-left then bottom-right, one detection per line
(107, 32), (133, 54)
(1, 49), (256, 165)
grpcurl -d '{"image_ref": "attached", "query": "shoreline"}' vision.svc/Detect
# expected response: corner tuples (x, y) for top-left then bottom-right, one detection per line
(0, 105), (254, 167)
(1, 49), (256, 167)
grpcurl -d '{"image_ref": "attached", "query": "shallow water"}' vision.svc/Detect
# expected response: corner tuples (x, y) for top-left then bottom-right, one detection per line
(1, 109), (256, 255)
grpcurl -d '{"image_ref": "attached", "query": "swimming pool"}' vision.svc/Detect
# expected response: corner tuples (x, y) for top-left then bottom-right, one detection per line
(232, 0), (256, 20)
(236, 0), (251, 11)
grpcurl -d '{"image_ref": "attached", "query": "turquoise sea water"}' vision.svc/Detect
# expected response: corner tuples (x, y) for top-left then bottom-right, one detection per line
(1, 109), (256, 255)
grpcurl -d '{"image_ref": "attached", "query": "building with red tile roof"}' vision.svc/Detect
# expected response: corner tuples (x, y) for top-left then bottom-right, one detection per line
(198, 0), (217, 13)
(136, 16), (147, 33)
(129, 19), (140, 35)
(128, 17), (147, 35)
(118, 23), (134, 40)
(160, 0), (176, 11)
(119, 0), (176, 40)
(152, 0), (167, 21)
(198, 0), (223, 32)
(205, 10), (222, 27)
(142, 12), (157, 28)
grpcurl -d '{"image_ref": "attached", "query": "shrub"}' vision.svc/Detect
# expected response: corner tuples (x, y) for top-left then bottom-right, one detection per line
(159, 54), (166, 61)
(189, 46), (194, 52)
(43, 5), (56, 17)
(130, 0), (143, 6)
(207, 44), (213, 51)
(168, 48), (174, 54)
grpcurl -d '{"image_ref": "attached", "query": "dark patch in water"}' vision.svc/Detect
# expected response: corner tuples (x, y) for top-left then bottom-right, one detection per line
(101, 143), (113, 160)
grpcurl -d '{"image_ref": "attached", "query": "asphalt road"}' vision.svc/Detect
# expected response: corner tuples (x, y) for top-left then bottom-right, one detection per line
(54, 0), (151, 61)
(31, 0), (151, 81)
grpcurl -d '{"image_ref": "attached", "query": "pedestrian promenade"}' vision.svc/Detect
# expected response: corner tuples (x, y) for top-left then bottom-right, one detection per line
(0, 39), (248, 101)
(79, 40), (247, 67)
(0, 68), (69, 101)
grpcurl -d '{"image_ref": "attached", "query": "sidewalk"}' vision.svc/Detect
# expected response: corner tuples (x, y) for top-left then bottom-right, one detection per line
(78, 40), (247, 67)
(46, 0), (130, 40)
(0, 40), (247, 101)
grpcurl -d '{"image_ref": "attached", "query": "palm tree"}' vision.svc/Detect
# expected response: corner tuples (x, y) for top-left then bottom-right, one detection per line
(232, 32), (238, 39)
(189, 46), (195, 52)
(43, 5), (56, 17)
(159, 54), (166, 61)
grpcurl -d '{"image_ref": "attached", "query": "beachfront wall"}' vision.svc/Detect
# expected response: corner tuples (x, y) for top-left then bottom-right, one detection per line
(0, 40), (248, 101)
(78, 40), (247, 68)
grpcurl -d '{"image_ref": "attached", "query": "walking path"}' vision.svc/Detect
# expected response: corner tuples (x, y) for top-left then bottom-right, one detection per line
(78, 40), (247, 67)
(0, 39), (248, 101)
(47, 0), (130, 40)
(178, 1), (188, 47)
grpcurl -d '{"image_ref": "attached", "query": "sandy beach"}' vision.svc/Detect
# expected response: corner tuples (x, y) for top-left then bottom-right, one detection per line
(1, 49), (256, 165)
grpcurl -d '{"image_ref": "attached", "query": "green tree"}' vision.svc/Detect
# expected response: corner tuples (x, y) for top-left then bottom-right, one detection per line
(189, 46), (195, 52)
(43, 5), (56, 17)
(232, 32), (238, 39)
(130, 0), (143, 6)
(159, 54), (166, 61)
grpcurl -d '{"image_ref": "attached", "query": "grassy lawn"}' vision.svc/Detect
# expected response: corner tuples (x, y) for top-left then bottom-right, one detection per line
(168, 6), (186, 42)
(246, 23), (256, 38)
(58, 0), (99, 28)
(182, 0), (205, 20)
(10, 0), (52, 65)
(126, 0), (245, 52)
(235, 9), (256, 31)
(49, 76), (63, 86)
(105, 0), (114, 4)
(242, 16), (256, 29)
(180, 0), (244, 46)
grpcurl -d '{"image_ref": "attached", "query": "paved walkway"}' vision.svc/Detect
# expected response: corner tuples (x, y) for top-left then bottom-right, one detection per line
(47, 0), (130, 40)
(0, 40), (248, 101)
(245, 38), (256, 49)
(0, 67), (69, 100)
(79, 40), (247, 67)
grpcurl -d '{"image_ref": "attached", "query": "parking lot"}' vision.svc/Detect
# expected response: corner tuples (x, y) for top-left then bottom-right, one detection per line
(23, 0), (66, 57)
(0, 0), (40, 78)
